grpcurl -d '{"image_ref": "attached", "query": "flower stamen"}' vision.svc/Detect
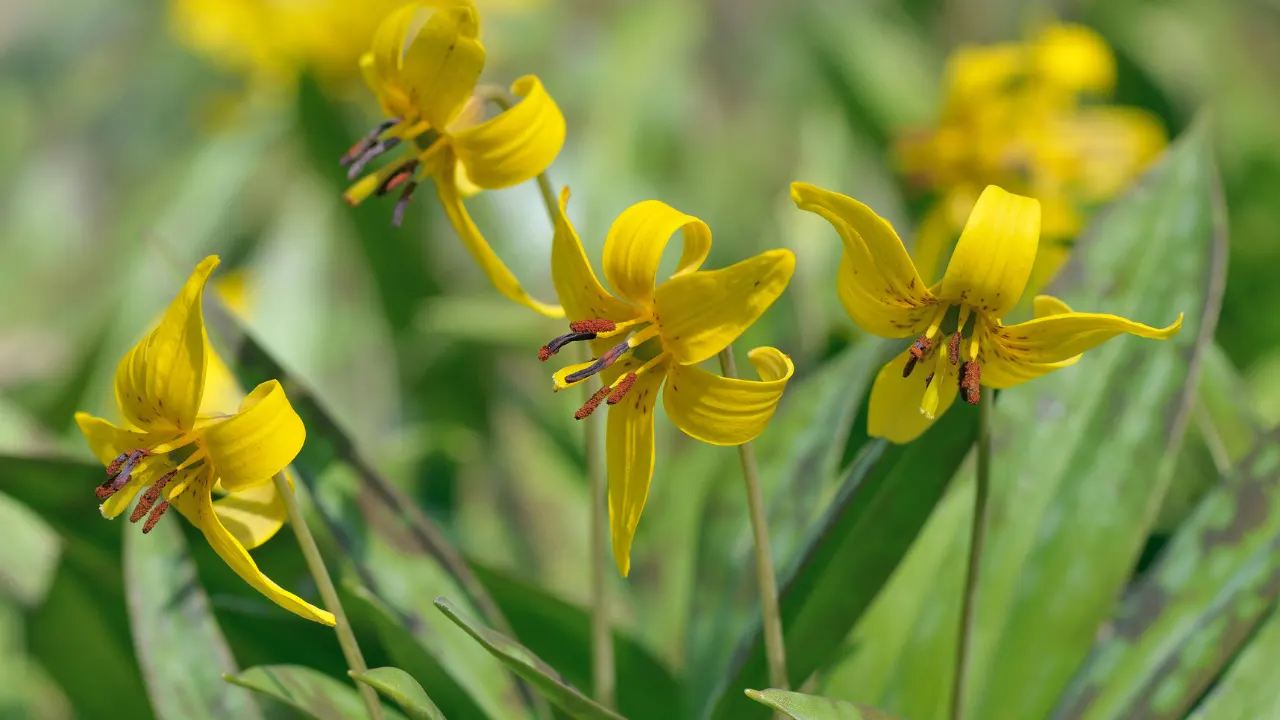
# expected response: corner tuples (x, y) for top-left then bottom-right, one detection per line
(340, 118), (400, 168)
(129, 470), (176, 524)
(392, 181), (418, 228)
(347, 136), (403, 180)
(575, 387), (611, 420)
(97, 449), (150, 500)
(606, 373), (639, 405)
(961, 362), (981, 405)
(565, 341), (631, 384)
(376, 160), (419, 197)
(948, 332), (962, 366)
(909, 335), (932, 360)
(142, 501), (171, 534)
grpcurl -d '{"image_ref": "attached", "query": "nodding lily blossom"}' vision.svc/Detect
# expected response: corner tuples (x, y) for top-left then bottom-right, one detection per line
(792, 182), (1182, 444)
(343, 1), (566, 317)
(74, 257), (334, 626)
(541, 189), (796, 576)
(897, 23), (1166, 290)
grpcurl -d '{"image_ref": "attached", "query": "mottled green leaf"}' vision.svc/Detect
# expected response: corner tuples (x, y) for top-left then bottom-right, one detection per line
(823, 118), (1226, 720)
(1051, 429), (1280, 720)
(435, 597), (625, 720)
(352, 667), (446, 720)
(1186, 605), (1280, 720)
(708, 397), (980, 719)
(226, 665), (407, 720)
(746, 689), (903, 720)
(124, 516), (263, 720)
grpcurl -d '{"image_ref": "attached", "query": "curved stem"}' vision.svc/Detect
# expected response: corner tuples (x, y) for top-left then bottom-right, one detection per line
(718, 345), (789, 691)
(582, 345), (617, 708)
(951, 400), (992, 720)
(272, 472), (384, 720)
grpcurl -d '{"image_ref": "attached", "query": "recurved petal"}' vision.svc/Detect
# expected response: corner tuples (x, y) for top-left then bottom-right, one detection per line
(867, 349), (959, 444)
(213, 474), (288, 550)
(664, 347), (794, 446)
(115, 256), (219, 433)
(201, 380), (304, 493)
(550, 187), (637, 323)
(606, 359), (668, 578)
(1064, 108), (1167, 201)
(653, 249), (795, 365)
(75, 412), (157, 465)
(451, 76), (566, 190)
(791, 182), (936, 338)
(402, 3), (485, 129)
(173, 478), (334, 625)
(938, 185), (1040, 318)
(435, 164), (564, 317)
(989, 309), (1183, 365)
(602, 200), (711, 308)
(371, 4), (418, 91)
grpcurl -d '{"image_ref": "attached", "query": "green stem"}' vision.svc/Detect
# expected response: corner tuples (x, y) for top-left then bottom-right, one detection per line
(582, 345), (617, 708)
(272, 472), (384, 720)
(718, 345), (789, 691)
(951, 399), (992, 720)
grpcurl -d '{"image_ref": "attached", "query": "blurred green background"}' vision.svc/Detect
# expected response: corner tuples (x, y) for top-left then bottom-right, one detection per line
(1, 0), (1277, 718)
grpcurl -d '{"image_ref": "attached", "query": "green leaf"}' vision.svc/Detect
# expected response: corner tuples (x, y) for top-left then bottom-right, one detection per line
(1051, 428), (1280, 720)
(435, 597), (625, 720)
(707, 399), (980, 719)
(745, 689), (904, 720)
(123, 512), (263, 720)
(0, 491), (61, 607)
(470, 562), (681, 720)
(225, 665), (407, 720)
(1186, 605), (1280, 720)
(352, 667), (446, 720)
(342, 581), (490, 719)
(822, 118), (1226, 720)
(201, 299), (534, 719)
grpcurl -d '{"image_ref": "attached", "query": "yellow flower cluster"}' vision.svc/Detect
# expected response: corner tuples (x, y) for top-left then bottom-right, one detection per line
(77, 8), (1185, 619)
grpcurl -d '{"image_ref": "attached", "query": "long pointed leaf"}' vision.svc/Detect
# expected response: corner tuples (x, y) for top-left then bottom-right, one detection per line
(226, 665), (408, 720)
(746, 689), (903, 720)
(352, 667), (446, 720)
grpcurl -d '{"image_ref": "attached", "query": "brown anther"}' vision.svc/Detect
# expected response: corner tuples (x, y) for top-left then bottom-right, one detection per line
(574, 387), (611, 420)
(948, 332), (962, 366)
(391, 181), (418, 228)
(961, 362), (981, 405)
(607, 373), (639, 405)
(909, 335), (932, 360)
(538, 346), (554, 362)
(570, 319), (616, 334)
(902, 355), (919, 378)
(95, 482), (116, 500)
(925, 373), (934, 388)
(129, 470), (176, 524)
(142, 501), (170, 534)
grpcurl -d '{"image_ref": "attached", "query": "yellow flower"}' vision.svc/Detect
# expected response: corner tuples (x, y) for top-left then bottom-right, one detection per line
(170, 0), (539, 85)
(74, 256), (334, 626)
(792, 182), (1183, 444)
(898, 23), (1166, 287)
(343, 2), (566, 317)
(540, 189), (796, 576)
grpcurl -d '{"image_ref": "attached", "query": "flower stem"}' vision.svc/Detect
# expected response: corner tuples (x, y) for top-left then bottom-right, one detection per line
(581, 345), (617, 708)
(718, 345), (789, 691)
(272, 472), (384, 720)
(951, 399), (992, 720)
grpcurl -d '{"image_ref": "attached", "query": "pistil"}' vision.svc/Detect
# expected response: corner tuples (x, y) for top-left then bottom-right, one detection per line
(97, 449), (150, 500)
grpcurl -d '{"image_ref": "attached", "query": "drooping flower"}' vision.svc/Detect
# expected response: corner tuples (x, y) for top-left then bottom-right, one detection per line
(897, 23), (1166, 290)
(343, 1), (566, 317)
(792, 182), (1182, 444)
(541, 189), (796, 576)
(74, 256), (334, 626)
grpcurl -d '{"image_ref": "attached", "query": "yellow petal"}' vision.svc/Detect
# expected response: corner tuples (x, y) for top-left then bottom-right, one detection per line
(402, 3), (485, 129)
(371, 5), (419, 93)
(601, 200), (711, 308)
(1034, 24), (1116, 95)
(74, 412), (159, 464)
(549, 187), (638, 325)
(652, 249), (795, 365)
(1063, 108), (1167, 201)
(791, 182), (937, 338)
(450, 76), (566, 190)
(212, 474), (288, 550)
(664, 347), (794, 446)
(606, 358), (668, 578)
(867, 349), (960, 444)
(938, 185), (1040, 318)
(1033, 294), (1074, 317)
(942, 43), (1023, 108)
(435, 163), (564, 317)
(115, 256), (219, 433)
(988, 310), (1183, 365)
(173, 477), (334, 625)
(200, 380), (305, 493)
